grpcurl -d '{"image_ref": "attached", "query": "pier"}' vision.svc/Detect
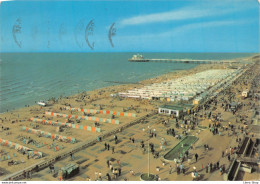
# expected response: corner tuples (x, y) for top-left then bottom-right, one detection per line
(128, 58), (240, 64)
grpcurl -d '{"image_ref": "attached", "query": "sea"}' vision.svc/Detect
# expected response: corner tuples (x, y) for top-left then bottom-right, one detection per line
(0, 52), (255, 113)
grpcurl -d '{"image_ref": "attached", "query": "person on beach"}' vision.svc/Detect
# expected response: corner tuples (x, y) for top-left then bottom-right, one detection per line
(98, 171), (102, 180)
(114, 135), (118, 144)
(193, 166), (196, 172)
(112, 147), (115, 154)
(70, 152), (74, 160)
(23, 170), (26, 179)
(28, 171), (32, 179)
(169, 165), (172, 174)
(195, 153), (198, 162)
(225, 148), (228, 156)
(118, 167), (122, 176)
(106, 173), (111, 181)
(180, 163), (183, 173)
(117, 160), (121, 167)
(217, 161), (219, 169)
(219, 167), (223, 175)
(110, 164), (113, 172)
(95, 171), (98, 180)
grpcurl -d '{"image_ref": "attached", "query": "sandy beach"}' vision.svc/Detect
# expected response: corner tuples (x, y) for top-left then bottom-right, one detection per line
(0, 55), (259, 181)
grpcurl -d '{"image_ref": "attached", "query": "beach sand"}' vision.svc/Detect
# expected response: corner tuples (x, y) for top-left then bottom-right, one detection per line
(0, 55), (258, 181)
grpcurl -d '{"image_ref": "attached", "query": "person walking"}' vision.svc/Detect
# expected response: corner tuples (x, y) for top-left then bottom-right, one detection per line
(225, 148), (228, 156)
(183, 167), (186, 175)
(106, 173), (111, 181)
(106, 160), (110, 168)
(112, 147), (115, 154)
(193, 166), (197, 172)
(114, 135), (118, 144)
(177, 166), (180, 175)
(195, 153), (198, 162)
(118, 167), (122, 176)
(228, 154), (231, 161)
(107, 144), (110, 151)
(95, 171), (98, 180)
(169, 165), (172, 174)
(98, 171), (102, 180)
(180, 163), (183, 173)
(117, 160), (121, 167)
(27, 170), (31, 179)
(219, 167), (223, 175)
(70, 152), (74, 160)
(110, 164), (113, 172)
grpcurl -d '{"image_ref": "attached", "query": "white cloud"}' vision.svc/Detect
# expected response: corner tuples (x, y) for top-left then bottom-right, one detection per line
(168, 19), (251, 35)
(118, 1), (255, 27)
(119, 8), (211, 27)
(117, 19), (254, 41)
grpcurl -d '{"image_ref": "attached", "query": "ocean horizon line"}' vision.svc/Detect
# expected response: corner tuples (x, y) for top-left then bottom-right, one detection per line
(0, 51), (259, 54)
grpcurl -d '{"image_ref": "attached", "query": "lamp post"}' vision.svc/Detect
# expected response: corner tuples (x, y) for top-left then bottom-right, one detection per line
(148, 138), (150, 177)
(141, 125), (156, 181)
(147, 126), (150, 177)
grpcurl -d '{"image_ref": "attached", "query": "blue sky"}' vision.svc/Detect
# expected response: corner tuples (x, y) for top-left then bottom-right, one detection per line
(0, 0), (259, 52)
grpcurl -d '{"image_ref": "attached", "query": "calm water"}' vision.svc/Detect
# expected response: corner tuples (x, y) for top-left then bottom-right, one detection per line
(0, 52), (255, 113)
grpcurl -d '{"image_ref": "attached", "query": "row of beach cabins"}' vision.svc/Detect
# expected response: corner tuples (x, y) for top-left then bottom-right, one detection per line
(118, 69), (239, 103)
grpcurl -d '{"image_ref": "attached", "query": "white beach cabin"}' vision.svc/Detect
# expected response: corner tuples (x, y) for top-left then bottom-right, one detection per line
(158, 105), (183, 118)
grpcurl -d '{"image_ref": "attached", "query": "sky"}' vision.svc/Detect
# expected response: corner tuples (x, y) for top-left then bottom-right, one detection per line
(0, 0), (259, 53)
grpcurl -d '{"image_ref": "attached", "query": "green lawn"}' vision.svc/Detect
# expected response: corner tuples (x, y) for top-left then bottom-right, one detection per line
(164, 136), (198, 161)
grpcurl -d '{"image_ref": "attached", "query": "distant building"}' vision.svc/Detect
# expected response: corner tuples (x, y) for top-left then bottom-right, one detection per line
(159, 104), (194, 117)
(158, 105), (183, 117)
(128, 54), (149, 62)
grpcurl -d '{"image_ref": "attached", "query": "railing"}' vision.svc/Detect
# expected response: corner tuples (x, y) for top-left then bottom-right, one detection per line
(225, 159), (241, 181)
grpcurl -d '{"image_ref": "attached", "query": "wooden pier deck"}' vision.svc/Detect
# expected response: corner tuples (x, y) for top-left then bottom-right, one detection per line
(128, 58), (240, 64)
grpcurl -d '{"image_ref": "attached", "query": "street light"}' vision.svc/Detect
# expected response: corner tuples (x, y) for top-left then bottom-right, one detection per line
(142, 125), (155, 179)
(146, 126), (150, 177)
(147, 126), (153, 177)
